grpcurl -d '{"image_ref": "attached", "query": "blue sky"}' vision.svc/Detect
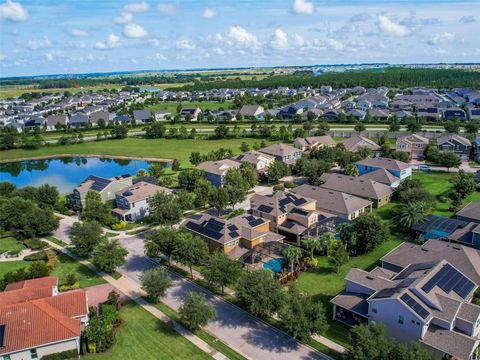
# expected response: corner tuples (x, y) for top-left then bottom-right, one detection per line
(0, 0), (479, 77)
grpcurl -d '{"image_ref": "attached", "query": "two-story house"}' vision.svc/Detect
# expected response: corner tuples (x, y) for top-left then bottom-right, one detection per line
(443, 107), (467, 121)
(180, 107), (201, 121)
(436, 134), (472, 160)
(112, 181), (171, 222)
(356, 157), (413, 186)
(341, 135), (381, 155)
(258, 143), (302, 165)
(197, 159), (242, 187)
(231, 151), (275, 174)
(294, 135), (336, 152)
(396, 134), (429, 160)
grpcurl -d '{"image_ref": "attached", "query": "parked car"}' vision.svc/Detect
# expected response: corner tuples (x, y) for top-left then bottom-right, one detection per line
(418, 165), (431, 171)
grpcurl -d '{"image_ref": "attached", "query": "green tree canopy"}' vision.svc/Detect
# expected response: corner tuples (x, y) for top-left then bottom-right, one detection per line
(179, 291), (216, 331)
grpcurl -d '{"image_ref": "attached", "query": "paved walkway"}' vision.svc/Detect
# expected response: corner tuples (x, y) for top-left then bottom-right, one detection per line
(42, 238), (225, 360)
(0, 249), (42, 262)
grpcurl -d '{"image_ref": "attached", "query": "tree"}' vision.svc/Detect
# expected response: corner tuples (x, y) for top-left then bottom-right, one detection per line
(353, 213), (390, 254)
(278, 287), (328, 341)
(110, 125), (128, 139)
(389, 120), (400, 132)
(396, 179), (435, 208)
(398, 202), (427, 229)
(338, 223), (357, 252)
(328, 241), (349, 274)
(465, 121), (479, 135)
(453, 170), (476, 198)
(92, 238), (128, 273)
(172, 232), (209, 279)
(36, 184), (59, 209)
(344, 163), (359, 176)
(69, 220), (104, 257)
(189, 152), (202, 166)
(214, 125), (229, 138)
(147, 192), (184, 226)
(439, 151), (461, 171)
(81, 191), (113, 225)
(140, 267), (172, 302)
(319, 232), (336, 256)
(237, 270), (284, 318)
(302, 238), (321, 259)
(316, 122), (330, 136)
(193, 178), (214, 208)
(144, 227), (177, 263)
(225, 185), (246, 210)
(354, 122), (366, 133)
(444, 120), (460, 134)
(405, 118), (421, 133)
(208, 187), (229, 215)
(294, 158), (331, 186)
(240, 142), (250, 152)
(201, 251), (243, 295)
(178, 169), (204, 191)
(145, 122), (166, 138)
(148, 163), (165, 179)
(0, 181), (16, 197)
(283, 245), (303, 274)
(28, 261), (50, 279)
(347, 323), (394, 360)
(267, 160), (291, 183)
(179, 291), (216, 331)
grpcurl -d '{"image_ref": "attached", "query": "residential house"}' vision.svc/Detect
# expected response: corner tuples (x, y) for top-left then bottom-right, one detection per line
(321, 109), (342, 120)
(112, 181), (171, 222)
(113, 114), (131, 124)
(180, 107), (201, 121)
(346, 109), (366, 121)
(391, 99), (414, 111)
(292, 184), (372, 220)
(443, 107), (467, 121)
(331, 239), (480, 360)
(279, 104), (304, 120)
(239, 105), (264, 119)
(368, 108), (390, 121)
(231, 151), (275, 174)
(90, 111), (111, 126)
(258, 143), (302, 165)
(250, 190), (318, 243)
(68, 174), (132, 210)
(69, 113), (89, 128)
(197, 159), (241, 188)
(356, 157), (412, 183)
(294, 135), (336, 152)
(436, 134), (472, 160)
(393, 110), (414, 121)
(319, 173), (395, 208)
(476, 139), (480, 163)
(341, 135), (381, 155)
(23, 115), (45, 130)
(357, 99), (372, 111)
(153, 109), (172, 121)
(396, 134), (429, 160)
(184, 213), (284, 258)
(468, 108), (480, 121)
(417, 107), (442, 121)
(133, 110), (152, 124)
(457, 202), (480, 224)
(0, 277), (88, 360)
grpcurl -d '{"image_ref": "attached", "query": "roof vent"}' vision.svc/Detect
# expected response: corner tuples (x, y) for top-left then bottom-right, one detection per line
(366, 275), (374, 280)
(452, 245), (461, 250)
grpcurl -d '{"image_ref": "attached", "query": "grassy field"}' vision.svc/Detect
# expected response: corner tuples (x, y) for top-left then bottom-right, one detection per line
(0, 260), (29, 278)
(0, 237), (26, 254)
(0, 137), (273, 166)
(85, 301), (210, 360)
(146, 101), (234, 113)
(0, 84), (124, 99)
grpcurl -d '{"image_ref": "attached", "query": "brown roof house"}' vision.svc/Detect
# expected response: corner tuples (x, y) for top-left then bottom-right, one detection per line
(294, 135), (336, 152)
(197, 159), (242, 187)
(331, 240), (480, 360)
(319, 173), (395, 208)
(239, 105), (265, 119)
(231, 151), (275, 174)
(457, 202), (480, 224)
(341, 135), (381, 155)
(292, 184), (373, 220)
(112, 181), (172, 222)
(0, 277), (88, 360)
(396, 134), (429, 160)
(258, 143), (302, 165)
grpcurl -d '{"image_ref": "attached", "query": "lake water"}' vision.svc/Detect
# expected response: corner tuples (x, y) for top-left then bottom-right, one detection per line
(0, 157), (164, 194)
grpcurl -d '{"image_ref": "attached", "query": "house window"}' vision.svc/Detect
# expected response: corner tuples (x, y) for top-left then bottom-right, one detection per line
(30, 349), (38, 359)
(398, 315), (404, 325)
(372, 304), (377, 313)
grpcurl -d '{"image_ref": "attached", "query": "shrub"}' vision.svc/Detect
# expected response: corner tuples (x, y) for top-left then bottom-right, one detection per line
(40, 349), (78, 360)
(273, 184), (285, 192)
(66, 273), (77, 286)
(307, 257), (318, 268)
(111, 221), (127, 230)
(283, 181), (295, 189)
(23, 251), (47, 261)
(23, 239), (47, 250)
(59, 282), (80, 292)
(46, 250), (60, 270)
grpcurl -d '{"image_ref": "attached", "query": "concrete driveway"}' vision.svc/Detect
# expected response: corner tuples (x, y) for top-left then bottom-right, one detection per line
(117, 234), (328, 360)
(52, 216), (78, 244)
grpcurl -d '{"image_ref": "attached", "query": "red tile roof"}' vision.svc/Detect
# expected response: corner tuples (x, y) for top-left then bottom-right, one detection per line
(0, 277), (58, 307)
(41, 290), (88, 318)
(4, 276), (58, 291)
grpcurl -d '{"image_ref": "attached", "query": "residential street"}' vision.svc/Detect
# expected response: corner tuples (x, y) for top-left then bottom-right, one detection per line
(117, 234), (329, 360)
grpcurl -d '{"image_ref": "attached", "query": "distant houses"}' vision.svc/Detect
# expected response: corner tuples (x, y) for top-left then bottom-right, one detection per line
(239, 105), (264, 119)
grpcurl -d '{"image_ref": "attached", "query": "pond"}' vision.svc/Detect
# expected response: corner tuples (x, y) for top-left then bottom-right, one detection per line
(0, 157), (167, 194)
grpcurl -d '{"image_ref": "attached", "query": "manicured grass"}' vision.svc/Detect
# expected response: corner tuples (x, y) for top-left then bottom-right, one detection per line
(0, 237), (26, 254)
(85, 301), (210, 360)
(0, 137), (273, 166)
(45, 236), (68, 247)
(146, 101), (234, 113)
(0, 260), (29, 278)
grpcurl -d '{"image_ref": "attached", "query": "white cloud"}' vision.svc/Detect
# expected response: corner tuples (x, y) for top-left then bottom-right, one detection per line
(350, 13), (371, 22)
(0, 53), (6, 61)
(176, 39), (196, 49)
(327, 38), (345, 51)
(44, 53), (53, 61)
(0, 0), (28, 21)
(377, 15), (409, 37)
(123, 1), (149, 13)
(227, 26), (260, 50)
(292, 0), (314, 15)
(95, 33), (120, 49)
(202, 8), (215, 19)
(428, 32), (455, 45)
(123, 23), (148, 38)
(460, 15), (475, 23)
(27, 36), (52, 50)
(269, 29), (288, 51)
(114, 12), (133, 24)
(157, 4), (175, 14)
(293, 33), (305, 47)
(71, 29), (88, 37)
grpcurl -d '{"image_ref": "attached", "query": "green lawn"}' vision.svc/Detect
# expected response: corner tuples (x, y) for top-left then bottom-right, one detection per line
(146, 101), (234, 114)
(85, 301), (210, 360)
(0, 260), (29, 278)
(0, 237), (26, 254)
(0, 137), (273, 167)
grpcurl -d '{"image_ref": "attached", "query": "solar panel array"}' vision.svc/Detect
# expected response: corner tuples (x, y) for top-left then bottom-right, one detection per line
(245, 215), (265, 227)
(401, 293), (430, 319)
(0, 324), (4, 347)
(185, 218), (241, 243)
(257, 204), (274, 213)
(421, 264), (475, 299)
(89, 176), (112, 192)
(186, 222), (223, 241)
(291, 207), (309, 216)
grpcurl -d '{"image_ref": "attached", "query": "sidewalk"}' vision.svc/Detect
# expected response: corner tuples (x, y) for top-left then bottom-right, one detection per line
(42, 238), (226, 360)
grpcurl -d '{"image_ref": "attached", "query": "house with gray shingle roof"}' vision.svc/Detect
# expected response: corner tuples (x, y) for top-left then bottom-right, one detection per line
(457, 202), (480, 224)
(356, 156), (412, 183)
(341, 135), (381, 155)
(197, 159), (241, 188)
(133, 110), (152, 124)
(258, 143), (302, 165)
(436, 134), (471, 160)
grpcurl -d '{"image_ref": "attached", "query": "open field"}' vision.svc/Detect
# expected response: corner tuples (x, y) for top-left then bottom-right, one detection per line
(0, 137), (273, 166)
(85, 301), (210, 360)
(146, 100), (234, 113)
(0, 84), (124, 99)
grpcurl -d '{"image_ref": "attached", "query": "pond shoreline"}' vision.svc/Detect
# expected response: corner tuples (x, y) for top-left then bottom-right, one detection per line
(0, 154), (173, 164)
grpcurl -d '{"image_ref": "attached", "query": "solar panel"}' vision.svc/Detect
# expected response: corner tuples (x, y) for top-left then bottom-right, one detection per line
(401, 293), (429, 319)
(0, 324), (4, 347)
(257, 205), (273, 213)
(422, 264), (476, 299)
(291, 208), (309, 216)
(186, 222), (223, 241)
(248, 218), (264, 227)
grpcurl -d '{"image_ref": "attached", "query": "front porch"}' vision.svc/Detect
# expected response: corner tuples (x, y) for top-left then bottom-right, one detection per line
(331, 292), (369, 327)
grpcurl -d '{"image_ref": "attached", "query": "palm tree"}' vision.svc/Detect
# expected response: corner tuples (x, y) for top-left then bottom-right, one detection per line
(303, 238), (321, 259)
(136, 169), (148, 177)
(282, 245), (303, 275)
(320, 232), (336, 256)
(398, 202), (427, 229)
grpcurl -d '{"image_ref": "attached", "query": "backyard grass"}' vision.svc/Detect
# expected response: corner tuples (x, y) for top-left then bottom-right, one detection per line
(0, 237), (26, 254)
(0, 137), (273, 166)
(0, 260), (29, 278)
(146, 101), (234, 113)
(85, 301), (211, 360)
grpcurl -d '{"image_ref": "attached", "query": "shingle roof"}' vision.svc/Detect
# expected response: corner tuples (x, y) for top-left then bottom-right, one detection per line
(421, 324), (478, 360)
(259, 143), (299, 158)
(197, 159), (241, 176)
(355, 156), (410, 171)
(437, 134), (471, 147)
(456, 202), (480, 221)
(341, 135), (380, 153)
(319, 173), (394, 200)
(360, 168), (400, 186)
(116, 181), (170, 203)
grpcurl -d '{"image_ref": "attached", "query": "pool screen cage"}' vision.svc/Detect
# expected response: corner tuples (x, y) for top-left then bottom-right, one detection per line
(239, 241), (288, 271)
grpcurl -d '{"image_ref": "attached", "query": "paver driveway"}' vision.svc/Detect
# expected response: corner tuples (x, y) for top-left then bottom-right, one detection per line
(117, 234), (329, 360)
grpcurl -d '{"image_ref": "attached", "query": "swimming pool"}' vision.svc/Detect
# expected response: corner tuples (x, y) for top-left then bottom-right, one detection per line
(263, 258), (286, 273)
